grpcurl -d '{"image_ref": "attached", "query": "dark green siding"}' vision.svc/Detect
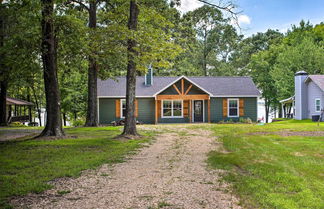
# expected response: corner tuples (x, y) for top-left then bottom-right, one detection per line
(159, 117), (189, 123)
(99, 97), (258, 124)
(210, 97), (258, 122)
(99, 98), (156, 124)
(137, 98), (155, 124)
(99, 98), (116, 124)
(210, 98), (223, 123)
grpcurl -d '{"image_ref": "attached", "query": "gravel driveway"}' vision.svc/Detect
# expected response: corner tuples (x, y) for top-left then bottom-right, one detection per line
(12, 125), (241, 209)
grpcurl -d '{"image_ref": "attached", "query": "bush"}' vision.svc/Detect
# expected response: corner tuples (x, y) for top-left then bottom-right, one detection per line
(71, 118), (85, 127)
(9, 122), (26, 127)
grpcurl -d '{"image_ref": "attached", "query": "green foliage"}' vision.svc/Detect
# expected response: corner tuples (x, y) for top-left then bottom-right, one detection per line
(9, 122), (26, 127)
(207, 121), (324, 209)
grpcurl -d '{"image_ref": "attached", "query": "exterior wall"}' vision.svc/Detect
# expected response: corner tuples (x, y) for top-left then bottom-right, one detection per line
(99, 98), (155, 124)
(307, 81), (324, 119)
(137, 98), (155, 124)
(210, 97), (258, 122)
(295, 74), (308, 120)
(99, 98), (117, 124)
(99, 97), (258, 124)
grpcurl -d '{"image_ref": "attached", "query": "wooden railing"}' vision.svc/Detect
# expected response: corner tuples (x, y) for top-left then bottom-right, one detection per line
(10, 115), (30, 122)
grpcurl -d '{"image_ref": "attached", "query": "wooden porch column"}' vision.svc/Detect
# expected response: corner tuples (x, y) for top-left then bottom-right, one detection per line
(207, 99), (211, 123)
(189, 100), (192, 123)
(155, 99), (158, 124)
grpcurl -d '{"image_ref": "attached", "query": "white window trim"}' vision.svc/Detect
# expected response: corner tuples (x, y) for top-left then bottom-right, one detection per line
(227, 98), (239, 117)
(120, 99), (126, 118)
(315, 98), (321, 112)
(161, 100), (184, 118)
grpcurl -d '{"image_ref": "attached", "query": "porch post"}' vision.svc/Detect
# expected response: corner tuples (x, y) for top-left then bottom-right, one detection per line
(189, 100), (192, 123)
(155, 99), (158, 124)
(207, 99), (211, 123)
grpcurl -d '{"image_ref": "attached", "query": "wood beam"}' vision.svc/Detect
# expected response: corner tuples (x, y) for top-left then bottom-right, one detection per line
(207, 99), (211, 123)
(181, 79), (184, 95)
(155, 99), (158, 124)
(189, 100), (192, 123)
(173, 84), (181, 95)
(156, 94), (209, 100)
(184, 84), (193, 95)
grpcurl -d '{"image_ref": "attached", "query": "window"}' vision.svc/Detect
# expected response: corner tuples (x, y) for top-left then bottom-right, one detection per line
(228, 99), (239, 117)
(315, 99), (321, 112)
(121, 99), (126, 118)
(162, 100), (183, 118)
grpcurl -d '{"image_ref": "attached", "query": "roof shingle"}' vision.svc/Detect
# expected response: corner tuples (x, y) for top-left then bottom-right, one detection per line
(98, 76), (261, 97)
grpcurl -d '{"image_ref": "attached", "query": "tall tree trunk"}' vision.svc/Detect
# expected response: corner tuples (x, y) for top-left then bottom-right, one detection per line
(85, 0), (98, 127)
(27, 94), (32, 124)
(63, 112), (67, 126)
(122, 0), (139, 136)
(265, 99), (269, 123)
(0, 6), (7, 126)
(0, 80), (8, 126)
(38, 0), (64, 137)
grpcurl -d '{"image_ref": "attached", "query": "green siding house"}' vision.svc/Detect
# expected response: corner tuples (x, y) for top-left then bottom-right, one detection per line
(98, 69), (260, 124)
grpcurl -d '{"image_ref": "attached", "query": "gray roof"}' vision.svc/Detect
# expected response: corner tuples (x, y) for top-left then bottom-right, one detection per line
(98, 76), (261, 97)
(306, 75), (324, 92)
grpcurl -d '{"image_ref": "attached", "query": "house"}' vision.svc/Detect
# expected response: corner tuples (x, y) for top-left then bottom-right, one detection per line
(97, 69), (261, 124)
(280, 71), (324, 121)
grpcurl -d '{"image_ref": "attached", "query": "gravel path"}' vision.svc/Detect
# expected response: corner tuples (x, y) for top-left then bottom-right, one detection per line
(12, 125), (241, 209)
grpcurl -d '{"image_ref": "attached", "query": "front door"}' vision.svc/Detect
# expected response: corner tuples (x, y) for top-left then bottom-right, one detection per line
(194, 100), (203, 122)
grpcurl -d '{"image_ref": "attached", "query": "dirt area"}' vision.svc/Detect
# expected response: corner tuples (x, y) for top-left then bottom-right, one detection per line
(11, 125), (241, 209)
(247, 130), (324, 137)
(0, 129), (41, 141)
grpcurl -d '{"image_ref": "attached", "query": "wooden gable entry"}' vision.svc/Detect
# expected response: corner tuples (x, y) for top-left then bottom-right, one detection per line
(155, 78), (211, 124)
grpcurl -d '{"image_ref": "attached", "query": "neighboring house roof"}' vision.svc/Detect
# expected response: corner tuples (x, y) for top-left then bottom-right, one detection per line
(6, 97), (34, 106)
(98, 76), (261, 97)
(305, 75), (324, 92)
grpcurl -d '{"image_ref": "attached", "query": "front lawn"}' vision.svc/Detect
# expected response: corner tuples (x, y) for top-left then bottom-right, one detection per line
(0, 126), (153, 208)
(208, 120), (324, 209)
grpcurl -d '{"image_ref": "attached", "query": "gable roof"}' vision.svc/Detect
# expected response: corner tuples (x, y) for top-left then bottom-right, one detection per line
(6, 97), (34, 106)
(98, 76), (261, 97)
(305, 75), (324, 92)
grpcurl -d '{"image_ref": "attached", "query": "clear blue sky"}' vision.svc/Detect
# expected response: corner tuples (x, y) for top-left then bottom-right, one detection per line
(237, 0), (324, 36)
(179, 0), (324, 36)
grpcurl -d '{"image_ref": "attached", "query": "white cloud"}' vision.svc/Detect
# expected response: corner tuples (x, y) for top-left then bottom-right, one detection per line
(238, 15), (251, 25)
(177, 0), (204, 14)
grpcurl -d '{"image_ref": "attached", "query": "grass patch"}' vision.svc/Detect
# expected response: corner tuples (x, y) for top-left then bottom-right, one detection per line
(0, 126), (154, 208)
(207, 120), (324, 209)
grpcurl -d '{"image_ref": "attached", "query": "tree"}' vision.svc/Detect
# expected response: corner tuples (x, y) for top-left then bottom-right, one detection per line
(38, 0), (65, 137)
(249, 49), (279, 123)
(122, 0), (139, 136)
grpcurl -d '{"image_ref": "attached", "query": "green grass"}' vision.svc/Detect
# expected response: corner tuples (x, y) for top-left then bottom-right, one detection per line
(0, 126), (153, 208)
(207, 120), (324, 209)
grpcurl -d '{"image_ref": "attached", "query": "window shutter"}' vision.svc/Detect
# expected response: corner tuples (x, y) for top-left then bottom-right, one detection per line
(223, 99), (227, 117)
(157, 100), (161, 118)
(135, 99), (138, 117)
(239, 99), (244, 116)
(115, 99), (120, 118)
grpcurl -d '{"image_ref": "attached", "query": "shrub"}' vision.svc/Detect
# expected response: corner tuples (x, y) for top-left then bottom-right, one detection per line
(9, 122), (26, 127)
(71, 119), (85, 127)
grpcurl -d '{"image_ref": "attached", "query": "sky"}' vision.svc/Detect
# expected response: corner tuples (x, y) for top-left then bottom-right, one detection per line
(177, 0), (324, 37)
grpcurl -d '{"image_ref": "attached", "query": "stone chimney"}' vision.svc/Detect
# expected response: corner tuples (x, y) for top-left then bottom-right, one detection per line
(294, 71), (308, 120)
(145, 65), (153, 86)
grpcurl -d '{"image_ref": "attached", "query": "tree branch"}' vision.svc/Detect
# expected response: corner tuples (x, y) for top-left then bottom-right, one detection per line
(197, 0), (242, 29)
(66, 0), (90, 11)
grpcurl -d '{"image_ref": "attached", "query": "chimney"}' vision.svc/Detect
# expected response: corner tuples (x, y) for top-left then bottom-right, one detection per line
(145, 65), (153, 86)
(294, 71), (308, 120)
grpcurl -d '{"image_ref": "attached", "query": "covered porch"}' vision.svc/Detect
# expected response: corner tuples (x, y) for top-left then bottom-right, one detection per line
(154, 78), (211, 124)
(6, 97), (34, 124)
(279, 96), (294, 119)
